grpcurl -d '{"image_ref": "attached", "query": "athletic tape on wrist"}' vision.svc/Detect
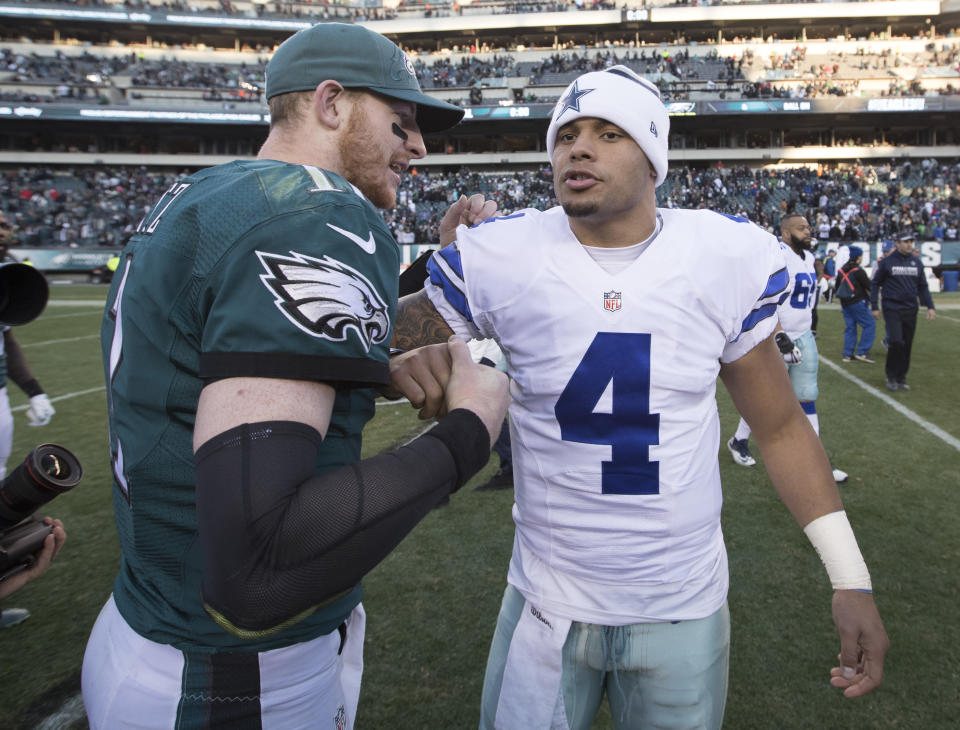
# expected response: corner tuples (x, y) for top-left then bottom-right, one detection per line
(803, 510), (872, 592)
(424, 408), (491, 492)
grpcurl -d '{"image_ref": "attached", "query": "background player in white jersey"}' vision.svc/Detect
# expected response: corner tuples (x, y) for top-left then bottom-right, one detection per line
(727, 213), (849, 484)
(389, 66), (888, 729)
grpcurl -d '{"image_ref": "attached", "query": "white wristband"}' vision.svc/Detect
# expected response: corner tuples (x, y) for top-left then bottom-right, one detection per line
(802, 510), (872, 592)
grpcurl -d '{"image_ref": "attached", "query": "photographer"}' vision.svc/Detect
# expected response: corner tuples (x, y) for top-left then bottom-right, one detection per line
(0, 214), (57, 480)
(0, 212), (60, 628)
(0, 517), (66, 626)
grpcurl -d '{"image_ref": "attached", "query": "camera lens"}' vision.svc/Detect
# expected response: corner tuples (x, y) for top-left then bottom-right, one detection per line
(39, 452), (71, 480)
(0, 444), (82, 529)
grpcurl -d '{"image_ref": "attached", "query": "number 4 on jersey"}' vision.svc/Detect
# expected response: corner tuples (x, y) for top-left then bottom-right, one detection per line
(554, 332), (661, 495)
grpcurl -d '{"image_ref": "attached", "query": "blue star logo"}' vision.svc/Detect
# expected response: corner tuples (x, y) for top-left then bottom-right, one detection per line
(556, 80), (594, 118)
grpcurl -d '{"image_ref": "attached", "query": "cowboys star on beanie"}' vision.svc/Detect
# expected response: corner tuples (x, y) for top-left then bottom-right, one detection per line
(546, 65), (670, 187)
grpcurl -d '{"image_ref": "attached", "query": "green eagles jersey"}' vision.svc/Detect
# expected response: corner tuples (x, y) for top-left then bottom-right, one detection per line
(101, 160), (400, 651)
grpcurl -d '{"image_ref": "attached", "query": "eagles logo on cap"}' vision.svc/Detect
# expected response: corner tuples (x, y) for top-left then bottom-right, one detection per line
(390, 44), (416, 82)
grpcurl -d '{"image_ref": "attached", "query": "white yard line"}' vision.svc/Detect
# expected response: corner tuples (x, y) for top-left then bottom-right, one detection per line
(45, 300), (107, 307)
(820, 356), (960, 452)
(10, 386), (105, 412)
(22, 334), (100, 348)
(34, 695), (87, 730)
(39, 310), (105, 320)
(401, 423), (437, 446)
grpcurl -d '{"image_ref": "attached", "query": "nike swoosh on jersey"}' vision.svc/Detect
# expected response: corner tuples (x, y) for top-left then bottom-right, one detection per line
(327, 223), (376, 254)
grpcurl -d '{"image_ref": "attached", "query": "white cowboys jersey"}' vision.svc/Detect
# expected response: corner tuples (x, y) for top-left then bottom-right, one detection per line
(777, 243), (818, 340)
(425, 207), (788, 625)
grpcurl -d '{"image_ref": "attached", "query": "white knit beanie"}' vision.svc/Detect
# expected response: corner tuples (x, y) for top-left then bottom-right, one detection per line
(546, 65), (670, 187)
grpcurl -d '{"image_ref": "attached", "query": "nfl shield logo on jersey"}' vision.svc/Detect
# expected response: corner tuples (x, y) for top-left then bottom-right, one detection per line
(334, 705), (346, 730)
(604, 290), (622, 312)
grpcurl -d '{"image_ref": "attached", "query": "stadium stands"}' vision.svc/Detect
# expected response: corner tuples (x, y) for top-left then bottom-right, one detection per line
(2, 159), (957, 250)
(2, 36), (958, 113)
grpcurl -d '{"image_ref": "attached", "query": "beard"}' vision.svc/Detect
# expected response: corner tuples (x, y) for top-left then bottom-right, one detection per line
(337, 104), (396, 209)
(786, 231), (813, 250)
(560, 199), (600, 218)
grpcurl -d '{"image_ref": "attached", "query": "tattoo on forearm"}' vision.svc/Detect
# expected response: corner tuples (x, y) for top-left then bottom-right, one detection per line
(393, 291), (453, 350)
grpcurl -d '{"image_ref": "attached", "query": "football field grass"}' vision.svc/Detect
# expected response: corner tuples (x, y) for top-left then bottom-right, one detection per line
(0, 286), (958, 729)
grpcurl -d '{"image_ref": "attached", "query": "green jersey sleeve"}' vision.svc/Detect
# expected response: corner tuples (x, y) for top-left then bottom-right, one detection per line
(199, 195), (400, 387)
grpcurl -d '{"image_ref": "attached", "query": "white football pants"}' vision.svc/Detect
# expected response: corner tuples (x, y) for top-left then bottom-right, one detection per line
(82, 594), (365, 729)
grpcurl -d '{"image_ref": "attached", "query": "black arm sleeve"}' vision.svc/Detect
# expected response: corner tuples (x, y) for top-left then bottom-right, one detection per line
(3, 331), (42, 396)
(194, 409), (490, 638)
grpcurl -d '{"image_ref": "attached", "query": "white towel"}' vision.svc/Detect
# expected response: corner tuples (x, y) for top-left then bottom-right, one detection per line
(494, 599), (573, 729)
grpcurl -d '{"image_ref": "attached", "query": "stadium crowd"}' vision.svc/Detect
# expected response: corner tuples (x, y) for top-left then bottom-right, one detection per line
(3, 38), (958, 105)
(527, 47), (745, 84)
(129, 58), (266, 92)
(1, 160), (957, 249)
(742, 79), (860, 99)
(0, 166), (183, 248)
(414, 55), (516, 88)
(0, 0), (620, 21)
(1, 0), (400, 22)
(1, 48), (131, 86)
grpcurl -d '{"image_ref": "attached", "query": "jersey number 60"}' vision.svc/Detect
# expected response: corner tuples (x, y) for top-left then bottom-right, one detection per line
(554, 332), (661, 495)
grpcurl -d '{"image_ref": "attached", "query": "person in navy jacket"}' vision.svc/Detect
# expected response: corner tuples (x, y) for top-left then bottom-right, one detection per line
(870, 232), (936, 391)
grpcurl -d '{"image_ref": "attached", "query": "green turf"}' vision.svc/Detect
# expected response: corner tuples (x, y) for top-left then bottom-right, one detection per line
(1, 289), (958, 729)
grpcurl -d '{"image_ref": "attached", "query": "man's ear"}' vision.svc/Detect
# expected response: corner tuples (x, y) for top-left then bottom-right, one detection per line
(313, 80), (349, 130)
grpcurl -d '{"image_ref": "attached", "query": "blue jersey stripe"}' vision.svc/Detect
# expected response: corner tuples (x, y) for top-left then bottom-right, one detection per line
(740, 301), (778, 333)
(436, 244), (464, 279)
(760, 266), (789, 299)
(426, 249), (474, 323)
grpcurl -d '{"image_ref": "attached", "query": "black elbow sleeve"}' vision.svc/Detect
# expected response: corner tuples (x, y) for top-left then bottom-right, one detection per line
(194, 410), (491, 638)
(195, 421), (322, 638)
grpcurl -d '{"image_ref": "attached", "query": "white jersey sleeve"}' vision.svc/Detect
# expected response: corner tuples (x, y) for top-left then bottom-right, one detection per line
(709, 216), (789, 363)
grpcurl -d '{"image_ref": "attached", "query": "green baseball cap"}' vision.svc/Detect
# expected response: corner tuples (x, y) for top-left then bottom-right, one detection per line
(266, 23), (464, 133)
